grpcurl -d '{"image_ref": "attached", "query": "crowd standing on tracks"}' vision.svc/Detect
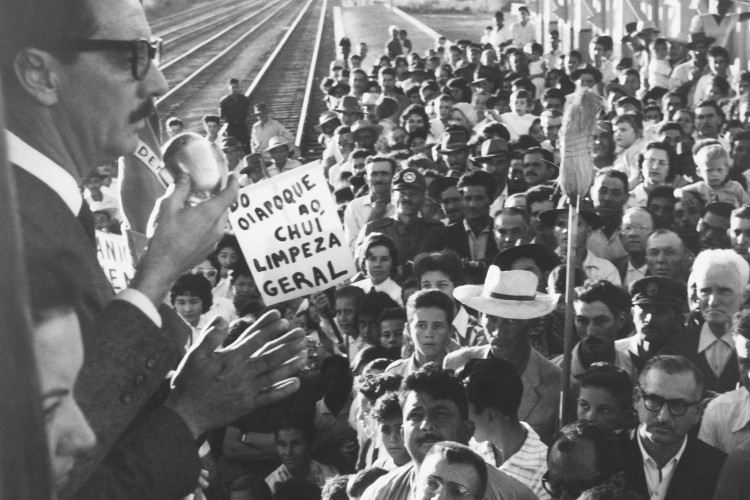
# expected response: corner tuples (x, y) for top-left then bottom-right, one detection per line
(5, 0), (750, 498)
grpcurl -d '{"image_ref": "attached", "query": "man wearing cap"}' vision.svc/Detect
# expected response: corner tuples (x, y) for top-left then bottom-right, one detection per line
(333, 95), (365, 127)
(471, 138), (511, 214)
(219, 77), (251, 152)
(358, 168), (445, 271)
(673, 249), (747, 393)
(250, 102), (295, 162)
(615, 276), (687, 371)
(540, 199), (622, 287)
(559, 280), (636, 380)
(343, 156), (396, 253)
(445, 269), (563, 443)
(264, 136), (302, 177)
(444, 170), (500, 284)
(439, 131), (472, 176)
(670, 33), (714, 106)
(461, 358), (551, 499)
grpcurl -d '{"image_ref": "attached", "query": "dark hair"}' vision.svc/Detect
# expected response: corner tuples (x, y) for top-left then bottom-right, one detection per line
(165, 117), (184, 128)
(457, 169), (498, 199)
(379, 306), (407, 325)
(647, 185), (676, 207)
(574, 280), (631, 318)
(401, 104), (431, 133)
(321, 475), (351, 500)
(335, 285), (366, 307)
(548, 265), (587, 294)
(423, 442), (488, 499)
(169, 273), (213, 313)
(708, 46), (730, 60)
(595, 35), (614, 52)
(359, 372), (403, 403)
(551, 420), (624, 478)
(638, 141), (678, 182)
(658, 121), (684, 136)
(275, 414), (317, 442)
(370, 391), (403, 422)
(638, 355), (704, 395)
(576, 363), (634, 412)
(413, 250), (466, 287)
(359, 232), (399, 278)
(694, 100), (724, 119)
(228, 260), (252, 283)
(347, 468), (387, 499)
(215, 233), (241, 255)
(731, 309), (750, 341)
(320, 354), (352, 380)
(202, 114), (220, 125)
(401, 363), (468, 419)
(525, 185), (557, 213)
(365, 155), (397, 174)
(524, 147), (555, 167)
(352, 347), (398, 375)
(359, 290), (400, 321)
(275, 479), (321, 500)
(406, 289), (455, 324)
(710, 75), (731, 97)
(543, 88), (567, 103)
(462, 358), (523, 418)
(595, 167), (629, 192)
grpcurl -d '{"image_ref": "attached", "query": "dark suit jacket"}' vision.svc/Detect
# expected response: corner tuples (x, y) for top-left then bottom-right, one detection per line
(15, 167), (200, 498)
(672, 314), (740, 394)
(443, 219), (499, 284)
(623, 433), (726, 500)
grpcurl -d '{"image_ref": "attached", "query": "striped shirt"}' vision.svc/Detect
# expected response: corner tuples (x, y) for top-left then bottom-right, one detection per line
(471, 422), (551, 500)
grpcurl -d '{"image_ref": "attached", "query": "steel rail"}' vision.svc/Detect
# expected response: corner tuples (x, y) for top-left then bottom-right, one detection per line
(295, 0), (329, 148)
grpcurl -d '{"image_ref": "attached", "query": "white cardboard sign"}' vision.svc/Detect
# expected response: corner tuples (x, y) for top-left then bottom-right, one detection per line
(95, 231), (135, 293)
(229, 161), (356, 305)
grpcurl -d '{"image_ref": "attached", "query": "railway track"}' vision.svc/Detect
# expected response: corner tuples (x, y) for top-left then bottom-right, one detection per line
(153, 0), (335, 161)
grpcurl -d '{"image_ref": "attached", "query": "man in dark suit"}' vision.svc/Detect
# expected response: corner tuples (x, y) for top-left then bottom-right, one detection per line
(672, 249), (747, 393)
(623, 355), (726, 500)
(444, 170), (499, 284)
(0, 0), (305, 497)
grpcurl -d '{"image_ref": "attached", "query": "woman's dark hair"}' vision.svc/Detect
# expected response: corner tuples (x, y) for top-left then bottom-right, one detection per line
(400, 104), (431, 133)
(413, 250), (465, 287)
(358, 233), (399, 278)
(637, 141), (678, 183)
(169, 273), (213, 313)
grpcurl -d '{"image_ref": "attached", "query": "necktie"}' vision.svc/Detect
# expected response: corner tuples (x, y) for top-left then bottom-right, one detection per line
(77, 200), (96, 243)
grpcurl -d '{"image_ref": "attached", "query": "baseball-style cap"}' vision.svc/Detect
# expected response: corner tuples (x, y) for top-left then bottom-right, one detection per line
(629, 276), (686, 307)
(392, 168), (426, 192)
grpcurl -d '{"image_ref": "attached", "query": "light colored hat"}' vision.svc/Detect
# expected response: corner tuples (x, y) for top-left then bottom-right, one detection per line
(452, 102), (478, 127)
(264, 136), (290, 153)
(453, 268), (558, 319)
(361, 92), (381, 106)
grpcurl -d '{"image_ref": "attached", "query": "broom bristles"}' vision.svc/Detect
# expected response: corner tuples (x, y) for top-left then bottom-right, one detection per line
(559, 87), (605, 199)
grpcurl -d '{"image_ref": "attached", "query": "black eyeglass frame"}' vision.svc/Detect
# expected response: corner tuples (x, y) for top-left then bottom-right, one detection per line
(636, 387), (701, 417)
(541, 471), (606, 498)
(62, 38), (162, 80)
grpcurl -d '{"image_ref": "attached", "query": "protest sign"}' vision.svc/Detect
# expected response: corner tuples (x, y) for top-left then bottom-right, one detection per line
(229, 161), (356, 305)
(95, 231), (135, 292)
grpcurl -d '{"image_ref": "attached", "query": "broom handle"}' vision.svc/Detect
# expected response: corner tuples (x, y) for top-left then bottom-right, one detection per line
(559, 196), (579, 428)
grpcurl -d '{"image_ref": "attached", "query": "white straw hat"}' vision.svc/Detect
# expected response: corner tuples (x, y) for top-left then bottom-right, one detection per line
(453, 268), (558, 319)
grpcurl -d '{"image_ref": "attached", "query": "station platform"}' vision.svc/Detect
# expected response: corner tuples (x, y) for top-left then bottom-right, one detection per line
(334, 2), (446, 70)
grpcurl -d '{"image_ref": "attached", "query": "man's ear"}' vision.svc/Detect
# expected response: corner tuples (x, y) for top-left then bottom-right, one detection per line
(13, 48), (60, 106)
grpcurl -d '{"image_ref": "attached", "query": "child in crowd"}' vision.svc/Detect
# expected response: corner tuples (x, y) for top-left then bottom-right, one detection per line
(377, 307), (406, 353)
(647, 38), (671, 90)
(369, 392), (411, 470)
(211, 234), (241, 298)
(678, 140), (750, 207)
(500, 89), (537, 141)
(265, 416), (338, 495)
(356, 291), (400, 352)
(169, 273), (213, 344)
(525, 42), (547, 102)
(575, 363), (635, 432)
(612, 113), (647, 187)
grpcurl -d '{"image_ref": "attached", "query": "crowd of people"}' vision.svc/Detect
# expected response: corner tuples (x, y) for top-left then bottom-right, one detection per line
(6, 0), (750, 499)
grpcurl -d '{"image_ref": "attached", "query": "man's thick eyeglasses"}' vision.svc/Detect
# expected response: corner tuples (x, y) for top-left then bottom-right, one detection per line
(542, 471), (604, 498)
(421, 475), (476, 499)
(637, 388), (700, 416)
(63, 38), (162, 80)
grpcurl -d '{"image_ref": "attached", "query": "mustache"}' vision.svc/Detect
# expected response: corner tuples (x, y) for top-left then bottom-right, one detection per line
(129, 99), (156, 124)
(417, 433), (443, 445)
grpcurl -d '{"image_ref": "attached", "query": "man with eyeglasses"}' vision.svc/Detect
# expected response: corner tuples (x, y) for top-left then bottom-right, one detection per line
(544, 420), (628, 500)
(412, 441), (488, 500)
(622, 355), (726, 500)
(614, 207), (654, 288)
(361, 363), (535, 500)
(0, 0), (306, 497)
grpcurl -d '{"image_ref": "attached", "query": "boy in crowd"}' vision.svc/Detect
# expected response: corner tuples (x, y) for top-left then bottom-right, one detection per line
(500, 90), (537, 141)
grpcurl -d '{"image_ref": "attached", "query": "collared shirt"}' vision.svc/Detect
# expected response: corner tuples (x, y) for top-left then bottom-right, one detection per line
(464, 219), (491, 261)
(6, 130), (161, 327)
(265, 460), (338, 494)
(250, 118), (295, 158)
(471, 423), (551, 500)
(582, 250), (622, 286)
(343, 194), (396, 253)
(487, 25), (513, 49)
(553, 342), (636, 382)
(637, 432), (688, 500)
(588, 226), (628, 262)
(489, 184), (509, 218)
(624, 259), (648, 290)
(698, 322), (736, 379)
(351, 277), (403, 306)
(699, 387), (750, 453)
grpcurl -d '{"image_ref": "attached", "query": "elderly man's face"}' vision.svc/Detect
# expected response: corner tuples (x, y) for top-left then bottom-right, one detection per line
(646, 232), (686, 281)
(620, 210), (654, 255)
(693, 263), (745, 329)
(481, 313), (531, 356)
(50, 0), (168, 165)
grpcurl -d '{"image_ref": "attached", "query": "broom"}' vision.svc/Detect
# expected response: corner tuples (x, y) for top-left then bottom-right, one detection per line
(557, 87), (604, 427)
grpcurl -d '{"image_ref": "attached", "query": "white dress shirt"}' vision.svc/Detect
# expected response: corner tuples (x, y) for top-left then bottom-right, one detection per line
(6, 130), (161, 326)
(638, 432), (688, 500)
